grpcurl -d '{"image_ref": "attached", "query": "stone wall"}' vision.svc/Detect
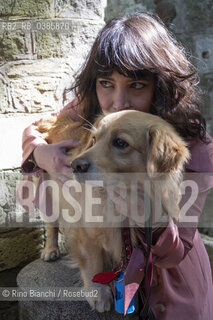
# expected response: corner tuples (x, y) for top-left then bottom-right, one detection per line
(0, 0), (106, 277)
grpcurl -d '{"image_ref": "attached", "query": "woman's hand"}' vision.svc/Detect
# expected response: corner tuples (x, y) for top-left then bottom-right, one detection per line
(33, 140), (80, 185)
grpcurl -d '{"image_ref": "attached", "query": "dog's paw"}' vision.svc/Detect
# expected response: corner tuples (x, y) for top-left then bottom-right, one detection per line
(41, 247), (60, 262)
(86, 283), (113, 313)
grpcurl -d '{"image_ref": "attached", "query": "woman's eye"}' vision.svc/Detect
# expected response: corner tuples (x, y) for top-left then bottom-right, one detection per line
(131, 82), (145, 89)
(99, 80), (112, 88)
(112, 138), (129, 149)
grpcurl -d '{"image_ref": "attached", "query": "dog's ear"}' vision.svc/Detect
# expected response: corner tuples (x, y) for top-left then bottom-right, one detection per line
(146, 125), (190, 177)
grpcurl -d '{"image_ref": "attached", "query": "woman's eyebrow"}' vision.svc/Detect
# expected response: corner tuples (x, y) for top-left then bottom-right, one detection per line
(97, 76), (114, 80)
(97, 76), (149, 81)
(126, 77), (150, 81)
(97, 74), (153, 81)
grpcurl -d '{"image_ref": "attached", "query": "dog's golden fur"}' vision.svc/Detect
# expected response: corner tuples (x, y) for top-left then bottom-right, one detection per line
(38, 110), (190, 312)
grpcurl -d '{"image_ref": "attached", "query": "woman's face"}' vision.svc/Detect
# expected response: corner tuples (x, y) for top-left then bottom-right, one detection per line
(96, 70), (155, 113)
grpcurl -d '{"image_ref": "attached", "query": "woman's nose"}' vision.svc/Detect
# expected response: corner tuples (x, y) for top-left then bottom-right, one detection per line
(113, 89), (130, 111)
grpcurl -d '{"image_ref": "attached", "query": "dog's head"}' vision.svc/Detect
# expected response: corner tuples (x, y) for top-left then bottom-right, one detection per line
(71, 110), (190, 177)
(71, 110), (190, 221)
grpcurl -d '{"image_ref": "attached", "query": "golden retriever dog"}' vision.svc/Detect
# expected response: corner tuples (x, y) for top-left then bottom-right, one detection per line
(38, 110), (189, 312)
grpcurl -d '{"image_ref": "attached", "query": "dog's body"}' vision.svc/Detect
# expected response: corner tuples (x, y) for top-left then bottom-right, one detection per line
(38, 110), (189, 312)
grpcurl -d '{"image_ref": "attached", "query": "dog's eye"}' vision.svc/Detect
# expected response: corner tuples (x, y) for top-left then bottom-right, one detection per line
(112, 138), (129, 149)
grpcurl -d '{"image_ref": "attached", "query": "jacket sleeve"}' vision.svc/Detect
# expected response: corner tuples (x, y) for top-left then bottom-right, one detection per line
(21, 120), (48, 173)
(21, 98), (79, 173)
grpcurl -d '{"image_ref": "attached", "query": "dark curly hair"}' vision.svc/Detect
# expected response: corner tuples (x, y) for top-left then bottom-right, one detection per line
(71, 12), (207, 143)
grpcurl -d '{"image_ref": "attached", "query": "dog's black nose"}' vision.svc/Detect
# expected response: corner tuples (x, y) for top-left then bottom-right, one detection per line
(71, 158), (90, 173)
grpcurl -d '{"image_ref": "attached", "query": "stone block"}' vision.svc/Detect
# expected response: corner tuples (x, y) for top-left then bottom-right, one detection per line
(0, 78), (9, 112)
(169, 1), (186, 35)
(193, 35), (213, 74)
(0, 170), (38, 230)
(10, 76), (62, 113)
(0, 171), (23, 221)
(0, 175), (9, 207)
(1, 61), (72, 113)
(0, 228), (44, 271)
(5, 59), (77, 113)
(17, 256), (139, 320)
(199, 73), (213, 129)
(0, 207), (7, 225)
(6, 59), (72, 77)
(165, 0), (213, 34)
(0, 32), (27, 60)
(0, 169), (45, 230)
(183, 0), (213, 33)
(0, 0), (54, 18)
(105, 0), (147, 21)
(56, 0), (105, 20)
(34, 32), (63, 59)
(33, 21), (104, 60)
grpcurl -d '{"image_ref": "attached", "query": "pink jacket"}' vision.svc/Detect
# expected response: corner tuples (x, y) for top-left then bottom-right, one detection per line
(21, 101), (213, 319)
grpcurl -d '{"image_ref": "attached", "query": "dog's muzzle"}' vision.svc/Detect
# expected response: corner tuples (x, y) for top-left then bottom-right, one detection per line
(71, 157), (104, 183)
(71, 158), (90, 173)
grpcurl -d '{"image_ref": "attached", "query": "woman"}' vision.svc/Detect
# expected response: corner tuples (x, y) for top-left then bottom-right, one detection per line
(21, 13), (213, 319)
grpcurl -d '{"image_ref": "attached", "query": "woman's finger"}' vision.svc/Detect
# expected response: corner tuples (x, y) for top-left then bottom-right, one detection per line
(58, 139), (80, 149)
